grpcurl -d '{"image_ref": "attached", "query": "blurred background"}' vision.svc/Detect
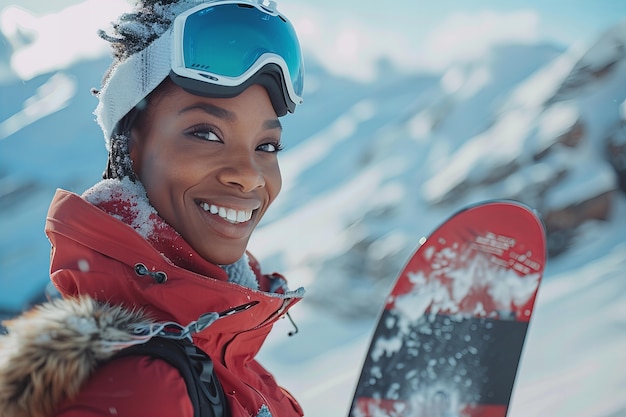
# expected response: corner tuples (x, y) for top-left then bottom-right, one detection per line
(1, 1), (625, 416)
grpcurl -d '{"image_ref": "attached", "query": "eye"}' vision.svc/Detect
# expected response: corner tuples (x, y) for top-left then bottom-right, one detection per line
(257, 141), (284, 153)
(187, 125), (221, 142)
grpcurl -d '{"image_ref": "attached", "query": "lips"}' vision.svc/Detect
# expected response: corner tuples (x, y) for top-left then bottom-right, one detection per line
(198, 201), (254, 224)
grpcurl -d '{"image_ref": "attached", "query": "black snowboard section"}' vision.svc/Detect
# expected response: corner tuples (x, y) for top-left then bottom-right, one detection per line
(353, 309), (528, 408)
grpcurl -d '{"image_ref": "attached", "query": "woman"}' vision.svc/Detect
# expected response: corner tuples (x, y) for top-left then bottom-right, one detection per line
(0, 1), (305, 416)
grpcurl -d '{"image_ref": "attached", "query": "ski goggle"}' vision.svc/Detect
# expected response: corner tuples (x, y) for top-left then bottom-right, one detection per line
(170, 0), (304, 116)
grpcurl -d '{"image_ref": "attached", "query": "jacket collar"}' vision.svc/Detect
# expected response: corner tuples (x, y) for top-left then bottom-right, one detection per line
(83, 178), (260, 287)
(45, 180), (304, 335)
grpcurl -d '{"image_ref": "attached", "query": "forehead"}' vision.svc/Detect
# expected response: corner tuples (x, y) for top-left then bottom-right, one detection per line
(141, 81), (281, 128)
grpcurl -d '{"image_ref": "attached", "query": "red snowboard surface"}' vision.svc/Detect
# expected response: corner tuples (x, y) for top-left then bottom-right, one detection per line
(350, 201), (546, 417)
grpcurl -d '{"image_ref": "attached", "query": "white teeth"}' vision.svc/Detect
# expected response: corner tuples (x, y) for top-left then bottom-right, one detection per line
(200, 202), (253, 224)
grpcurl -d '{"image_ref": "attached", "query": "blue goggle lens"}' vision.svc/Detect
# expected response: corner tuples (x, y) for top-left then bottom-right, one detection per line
(173, 2), (304, 113)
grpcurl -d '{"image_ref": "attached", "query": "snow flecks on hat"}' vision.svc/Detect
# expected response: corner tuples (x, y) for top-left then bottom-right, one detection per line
(98, 0), (207, 61)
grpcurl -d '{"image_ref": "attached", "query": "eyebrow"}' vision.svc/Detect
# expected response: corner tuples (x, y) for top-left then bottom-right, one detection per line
(265, 118), (283, 131)
(179, 102), (282, 131)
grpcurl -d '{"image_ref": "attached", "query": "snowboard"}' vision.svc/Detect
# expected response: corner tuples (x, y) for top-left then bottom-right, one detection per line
(349, 200), (546, 417)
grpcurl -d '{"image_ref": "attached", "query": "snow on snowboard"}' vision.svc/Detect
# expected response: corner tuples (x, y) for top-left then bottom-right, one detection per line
(349, 200), (546, 417)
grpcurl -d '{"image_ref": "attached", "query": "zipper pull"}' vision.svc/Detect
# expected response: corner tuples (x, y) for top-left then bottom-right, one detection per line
(218, 301), (260, 318)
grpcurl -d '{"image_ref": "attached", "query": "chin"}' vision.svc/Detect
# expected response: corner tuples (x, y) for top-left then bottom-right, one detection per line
(203, 248), (247, 266)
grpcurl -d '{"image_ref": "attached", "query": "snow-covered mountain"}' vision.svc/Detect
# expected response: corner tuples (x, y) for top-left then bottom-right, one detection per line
(422, 23), (626, 256)
(1, 11), (625, 417)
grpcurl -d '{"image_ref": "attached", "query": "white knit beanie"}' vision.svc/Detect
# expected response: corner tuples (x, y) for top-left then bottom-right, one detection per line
(94, 0), (207, 151)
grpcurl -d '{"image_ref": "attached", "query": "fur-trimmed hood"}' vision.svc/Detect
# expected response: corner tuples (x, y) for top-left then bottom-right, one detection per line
(0, 296), (153, 417)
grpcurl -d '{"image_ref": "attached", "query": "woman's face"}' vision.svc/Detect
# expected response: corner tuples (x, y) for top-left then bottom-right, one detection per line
(130, 82), (282, 265)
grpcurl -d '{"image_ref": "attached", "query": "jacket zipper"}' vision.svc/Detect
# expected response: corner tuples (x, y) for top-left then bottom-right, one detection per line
(245, 380), (275, 417)
(252, 298), (292, 331)
(220, 298), (294, 361)
(221, 298), (295, 416)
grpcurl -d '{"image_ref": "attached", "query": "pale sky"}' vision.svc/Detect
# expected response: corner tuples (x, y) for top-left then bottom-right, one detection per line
(1, 0), (624, 81)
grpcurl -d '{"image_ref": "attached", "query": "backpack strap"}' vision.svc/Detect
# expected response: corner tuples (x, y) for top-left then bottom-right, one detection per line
(113, 337), (229, 417)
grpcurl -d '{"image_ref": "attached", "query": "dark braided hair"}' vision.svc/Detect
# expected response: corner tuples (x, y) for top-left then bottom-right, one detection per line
(97, 0), (179, 61)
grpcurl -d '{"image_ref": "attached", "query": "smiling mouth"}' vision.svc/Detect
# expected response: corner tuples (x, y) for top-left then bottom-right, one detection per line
(198, 202), (254, 224)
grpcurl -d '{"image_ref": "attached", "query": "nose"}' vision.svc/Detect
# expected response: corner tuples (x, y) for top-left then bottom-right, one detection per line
(216, 153), (265, 192)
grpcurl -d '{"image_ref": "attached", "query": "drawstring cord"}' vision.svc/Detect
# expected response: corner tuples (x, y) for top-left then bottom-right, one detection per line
(286, 312), (299, 337)
(133, 263), (300, 337)
(145, 301), (261, 341)
(100, 301), (259, 352)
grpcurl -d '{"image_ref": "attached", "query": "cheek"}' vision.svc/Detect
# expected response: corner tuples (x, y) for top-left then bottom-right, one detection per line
(136, 149), (190, 209)
(136, 135), (192, 186)
(147, 158), (196, 197)
(138, 158), (169, 211)
(267, 164), (282, 202)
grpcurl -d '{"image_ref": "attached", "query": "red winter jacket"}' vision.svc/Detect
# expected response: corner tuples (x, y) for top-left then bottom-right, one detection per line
(44, 181), (304, 417)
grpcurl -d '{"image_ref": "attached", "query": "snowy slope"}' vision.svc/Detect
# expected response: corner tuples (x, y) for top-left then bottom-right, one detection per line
(1, 7), (626, 417)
